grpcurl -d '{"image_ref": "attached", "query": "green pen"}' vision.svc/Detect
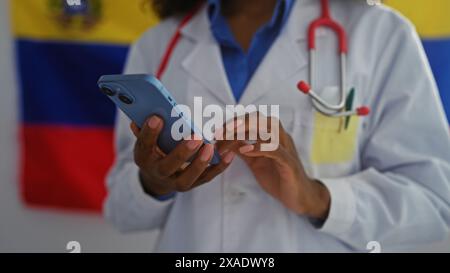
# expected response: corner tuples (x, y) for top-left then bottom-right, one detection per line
(344, 88), (355, 130)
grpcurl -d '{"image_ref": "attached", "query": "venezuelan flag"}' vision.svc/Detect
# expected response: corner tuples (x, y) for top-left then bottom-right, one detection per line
(386, 0), (450, 121)
(11, 0), (157, 211)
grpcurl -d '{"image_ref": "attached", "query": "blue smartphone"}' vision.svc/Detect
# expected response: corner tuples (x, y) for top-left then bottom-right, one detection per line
(97, 74), (221, 165)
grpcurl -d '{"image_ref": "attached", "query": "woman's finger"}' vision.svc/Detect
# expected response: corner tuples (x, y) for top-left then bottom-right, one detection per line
(130, 122), (140, 137)
(239, 142), (291, 164)
(172, 144), (214, 191)
(192, 150), (236, 188)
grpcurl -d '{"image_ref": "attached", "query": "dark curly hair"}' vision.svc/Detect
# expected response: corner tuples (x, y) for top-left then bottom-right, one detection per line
(151, 0), (206, 19)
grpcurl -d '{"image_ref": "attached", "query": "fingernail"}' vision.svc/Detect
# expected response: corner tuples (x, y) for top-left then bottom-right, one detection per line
(200, 144), (214, 162)
(187, 140), (202, 150)
(148, 116), (161, 129)
(239, 145), (254, 154)
(223, 151), (236, 164)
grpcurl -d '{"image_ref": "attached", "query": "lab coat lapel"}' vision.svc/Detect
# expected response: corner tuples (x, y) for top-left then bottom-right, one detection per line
(238, 36), (307, 105)
(181, 6), (235, 105)
(179, 0), (324, 106)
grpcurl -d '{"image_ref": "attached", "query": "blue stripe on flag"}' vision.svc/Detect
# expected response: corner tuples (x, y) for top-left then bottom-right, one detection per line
(17, 39), (129, 126)
(422, 38), (450, 121)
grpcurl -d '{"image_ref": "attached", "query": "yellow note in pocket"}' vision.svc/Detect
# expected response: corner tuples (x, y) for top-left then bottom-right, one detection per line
(310, 112), (359, 164)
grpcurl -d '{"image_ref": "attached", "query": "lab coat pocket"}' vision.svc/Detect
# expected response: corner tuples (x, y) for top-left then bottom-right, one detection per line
(310, 111), (360, 165)
(308, 84), (361, 165)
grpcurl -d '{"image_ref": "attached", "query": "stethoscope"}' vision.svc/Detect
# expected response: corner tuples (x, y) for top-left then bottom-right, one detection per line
(155, 0), (370, 118)
(297, 0), (370, 117)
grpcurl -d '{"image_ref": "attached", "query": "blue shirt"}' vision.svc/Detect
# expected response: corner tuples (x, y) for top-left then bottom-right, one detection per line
(208, 0), (295, 101)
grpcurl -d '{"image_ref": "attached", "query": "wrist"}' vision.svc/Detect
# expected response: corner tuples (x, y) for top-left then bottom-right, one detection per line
(139, 170), (174, 197)
(300, 178), (331, 220)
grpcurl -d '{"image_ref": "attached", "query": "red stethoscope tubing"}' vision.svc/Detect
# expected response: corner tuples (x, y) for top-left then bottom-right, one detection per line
(155, 4), (202, 79)
(308, 0), (347, 53)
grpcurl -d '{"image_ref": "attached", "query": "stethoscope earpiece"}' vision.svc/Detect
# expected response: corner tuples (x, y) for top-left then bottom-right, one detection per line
(297, 81), (311, 94)
(356, 106), (371, 116)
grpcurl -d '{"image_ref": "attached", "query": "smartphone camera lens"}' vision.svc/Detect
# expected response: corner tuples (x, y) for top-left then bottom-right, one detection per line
(100, 86), (116, 96)
(118, 93), (133, 104)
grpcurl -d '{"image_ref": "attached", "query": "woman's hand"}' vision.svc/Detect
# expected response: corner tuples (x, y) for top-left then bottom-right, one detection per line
(219, 113), (331, 220)
(130, 116), (236, 197)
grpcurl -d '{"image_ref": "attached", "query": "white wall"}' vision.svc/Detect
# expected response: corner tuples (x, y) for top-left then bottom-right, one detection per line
(0, 0), (158, 253)
(0, 0), (448, 253)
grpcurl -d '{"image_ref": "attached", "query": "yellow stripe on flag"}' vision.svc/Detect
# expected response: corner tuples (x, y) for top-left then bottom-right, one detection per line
(11, 0), (159, 44)
(385, 0), (450, 38)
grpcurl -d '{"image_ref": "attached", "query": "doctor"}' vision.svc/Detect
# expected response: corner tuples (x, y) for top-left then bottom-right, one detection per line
(105, 0), (450, 252)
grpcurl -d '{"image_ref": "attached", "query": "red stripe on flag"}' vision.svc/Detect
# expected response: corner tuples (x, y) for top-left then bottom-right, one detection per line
(20, 125), (115, 212)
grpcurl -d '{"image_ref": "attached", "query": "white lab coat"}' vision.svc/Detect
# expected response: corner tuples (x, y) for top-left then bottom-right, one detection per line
(104, 0), (450, 252)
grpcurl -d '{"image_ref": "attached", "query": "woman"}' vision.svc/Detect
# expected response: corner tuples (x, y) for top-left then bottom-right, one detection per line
(105, 0), (450, 252)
